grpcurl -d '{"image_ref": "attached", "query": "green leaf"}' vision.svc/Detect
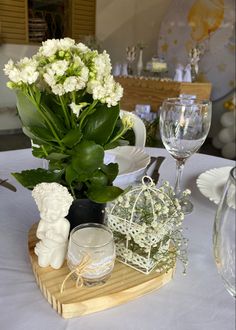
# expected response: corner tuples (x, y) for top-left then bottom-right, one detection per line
(22, 127), (51, 146)
(32, 145), (53, 158)
(89, 170), (108, 187)
(100, 163), (119, 183)
(72, 141), (104, 172)
(62, 127), (83, 147)
(83, 103), (120, 145)
(34, 87), (41, 104)
(12, 169), (62, 189)
(22, 126), (40, 141)
(16, 91), (46, 128)
(87, 185), (123, 203)
(46, 152), (70, 161)
(76, 172), (91, 182)
(104, 140), (120, 150)
(47, 160), (65, 171)
(28, 126), (58, 142)
(40, 93), (68, 133)
(65, 164), (78, 185)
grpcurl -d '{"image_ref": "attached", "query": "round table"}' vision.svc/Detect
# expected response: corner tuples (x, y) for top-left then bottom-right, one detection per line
(0, 148), (235, 330)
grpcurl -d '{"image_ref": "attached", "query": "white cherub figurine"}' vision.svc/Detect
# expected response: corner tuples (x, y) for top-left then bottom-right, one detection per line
(32, 182), (73, 269)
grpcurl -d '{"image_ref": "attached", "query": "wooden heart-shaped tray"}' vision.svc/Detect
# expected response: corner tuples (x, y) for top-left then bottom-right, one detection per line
(28, 223), (174, 319)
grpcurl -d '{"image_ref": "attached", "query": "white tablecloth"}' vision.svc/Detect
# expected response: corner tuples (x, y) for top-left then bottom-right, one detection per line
(0, 148), (235, 330)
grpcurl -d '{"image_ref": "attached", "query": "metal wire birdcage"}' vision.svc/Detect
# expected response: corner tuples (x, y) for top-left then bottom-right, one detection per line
(106, 177), (188, 274)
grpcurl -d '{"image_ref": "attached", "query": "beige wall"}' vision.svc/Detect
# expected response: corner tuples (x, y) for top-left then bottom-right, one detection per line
(0, 1), (230, 140)
(96, 0), (172, 67)
(0, 0), (174, 131)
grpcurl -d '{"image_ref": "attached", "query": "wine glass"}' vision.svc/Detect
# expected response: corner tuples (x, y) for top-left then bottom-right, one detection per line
(159, 97), (212, 214)
(213, 167), (235, 298)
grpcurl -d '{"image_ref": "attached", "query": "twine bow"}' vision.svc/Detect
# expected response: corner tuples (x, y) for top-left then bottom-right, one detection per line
(60, 254), (91, 294)
(60, 254), (115, 293)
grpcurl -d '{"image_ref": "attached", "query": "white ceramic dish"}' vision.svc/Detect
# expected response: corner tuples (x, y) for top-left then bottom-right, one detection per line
(104, 146), (150, 188)
(196, 166), (233, 205)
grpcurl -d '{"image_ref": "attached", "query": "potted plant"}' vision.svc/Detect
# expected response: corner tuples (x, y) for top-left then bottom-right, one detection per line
(4, 38), (133, 226)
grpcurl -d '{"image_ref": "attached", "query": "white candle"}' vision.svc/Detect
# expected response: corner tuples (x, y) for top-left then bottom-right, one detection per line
(67, 223), (116, 286)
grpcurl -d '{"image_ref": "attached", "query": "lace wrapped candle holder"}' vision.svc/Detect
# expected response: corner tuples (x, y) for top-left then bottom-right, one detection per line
(106, 177), (188, 274)
(66, 223), (116, 287)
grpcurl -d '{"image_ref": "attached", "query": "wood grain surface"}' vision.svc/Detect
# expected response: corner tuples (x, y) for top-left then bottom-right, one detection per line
(115, 76), (212, 112)
(28, 223), (174, 319)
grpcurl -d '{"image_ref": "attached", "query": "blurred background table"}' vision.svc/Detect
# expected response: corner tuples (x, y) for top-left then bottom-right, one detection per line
(115, 76), (212, 112)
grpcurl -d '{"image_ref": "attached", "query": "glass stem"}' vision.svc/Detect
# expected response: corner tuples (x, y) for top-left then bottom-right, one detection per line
(174, 159), (186, 198)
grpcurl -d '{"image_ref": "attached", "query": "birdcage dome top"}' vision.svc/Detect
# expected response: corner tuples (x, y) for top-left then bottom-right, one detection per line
(108, 176), (183, 222)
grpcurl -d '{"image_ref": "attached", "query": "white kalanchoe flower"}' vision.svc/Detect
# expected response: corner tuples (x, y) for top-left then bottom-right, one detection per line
(59, 37), (75, 50)
(7, 67), (21, 84)
(51, 60), (68, 76)
(39, 39), (59, 57)
(76, 42), (90, 53)
(64, 76), (79, 93)
(69, 102), (88, 117)
(86, 56), (123, 107)
(121, 113), (134, 129)
(4, 57), (39, 85)
(73, 55), (84, 68)
(43, 71), (56, 87)
(3, 59), (15, 75)
(105, 82), (124, 107)
(94, 51), (112, 81)
(80, 66), (89, 83)
(21, 67), (39, 84)
(87, 80), (101, 97)
(4, 37), (124, 107)
(51, 83), (65, 96)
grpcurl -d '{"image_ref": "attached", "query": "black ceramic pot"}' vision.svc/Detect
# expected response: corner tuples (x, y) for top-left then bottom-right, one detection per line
(66, 198), (106, 231)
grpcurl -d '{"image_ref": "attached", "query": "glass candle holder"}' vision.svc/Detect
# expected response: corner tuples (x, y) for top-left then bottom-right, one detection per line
(67, 223), (116, 287)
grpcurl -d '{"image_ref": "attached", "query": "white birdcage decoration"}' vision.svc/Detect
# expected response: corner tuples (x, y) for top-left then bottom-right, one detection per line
(106, 176), (188, 274)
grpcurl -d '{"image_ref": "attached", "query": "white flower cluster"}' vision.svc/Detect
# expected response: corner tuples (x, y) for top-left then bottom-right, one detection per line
(4, 58), (39, 85)
(4, 38), (123, 107)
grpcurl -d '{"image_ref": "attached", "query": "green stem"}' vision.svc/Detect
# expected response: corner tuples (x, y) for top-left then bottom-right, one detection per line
(59, 95), (70, 129)
(27, 89), (63, 147)
(70, 92), (76, 129)
(41, 145), (48, 157)
(70, 186), (76, 199)
(108, 126), (129, 145)
(79, 100), (98, 129)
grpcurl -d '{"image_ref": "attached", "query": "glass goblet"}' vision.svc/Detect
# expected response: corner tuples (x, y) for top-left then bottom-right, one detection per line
(159, 97), (212, 214)
(213, 167), (236, 298)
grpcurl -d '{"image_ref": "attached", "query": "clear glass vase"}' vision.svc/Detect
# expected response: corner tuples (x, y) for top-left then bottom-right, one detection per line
(213, 167), (236, 298)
